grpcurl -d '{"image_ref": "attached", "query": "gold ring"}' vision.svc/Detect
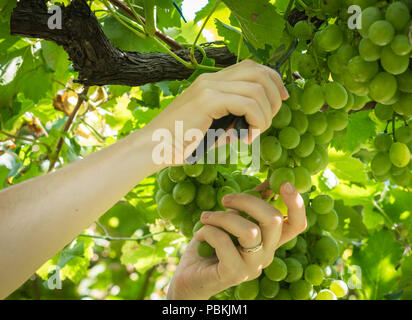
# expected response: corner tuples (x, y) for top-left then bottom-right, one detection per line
(240, 242), (263, 254)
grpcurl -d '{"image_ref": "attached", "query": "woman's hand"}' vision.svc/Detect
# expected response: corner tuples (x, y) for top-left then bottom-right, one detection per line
(146, 59), (289, 164)
(166, 182), (306, 300)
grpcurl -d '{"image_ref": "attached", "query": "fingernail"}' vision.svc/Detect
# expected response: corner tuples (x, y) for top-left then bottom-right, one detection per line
(284, 182), (295, 194)
(283, 87), (289, 99)
(202, 211), (212, 220)
(222, 194), (233, 204)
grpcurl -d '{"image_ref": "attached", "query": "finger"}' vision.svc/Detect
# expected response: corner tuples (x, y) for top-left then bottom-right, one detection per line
(194, 225), (244, 267)
(200, 210), (262, 250)
(278, 182), (307, 246)
(206, 92), (268, 133)
(214, 64), (284, 116)
(254, 180), (270, 192)
(222, 194), (283, 251)
(261, 65), (290, 101)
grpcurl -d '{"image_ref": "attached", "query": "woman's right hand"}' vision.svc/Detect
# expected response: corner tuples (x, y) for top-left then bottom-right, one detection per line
(145, 59), (289, 164)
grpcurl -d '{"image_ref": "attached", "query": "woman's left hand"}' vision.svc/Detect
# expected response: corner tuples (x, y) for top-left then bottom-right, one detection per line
(166, 182), (306, 300)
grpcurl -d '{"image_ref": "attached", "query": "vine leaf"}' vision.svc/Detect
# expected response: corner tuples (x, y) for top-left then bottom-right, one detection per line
(222, 0), (285, 50)
(215, 18), (250, 60)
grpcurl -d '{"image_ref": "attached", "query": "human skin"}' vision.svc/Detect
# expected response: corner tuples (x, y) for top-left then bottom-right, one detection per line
(0, 59), (291, 299)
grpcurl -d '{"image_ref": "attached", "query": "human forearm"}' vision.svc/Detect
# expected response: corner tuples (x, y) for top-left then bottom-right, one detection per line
(0, 126), (163, 298)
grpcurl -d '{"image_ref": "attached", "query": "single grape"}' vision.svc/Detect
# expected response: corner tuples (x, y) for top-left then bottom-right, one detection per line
(294, 236), (308, 253)
(158, 169), (176, 192)
(374, 103), (394, 121)
(397, 70), (412, 93)
(216, 185), (236, 210)
(369, 72), (398, 103)
(285, 83), (303, 110)
(197, 241), (215, 258)
(394, 126), (412, 144)
(290, 110), (309, 135)
(270, 147), (289, 170)
(293, 20), (314, 40)
(301, 149), (325, 175)
(313, 236), (339, 264)
(307, 112), (328, 136)
(380, 46), (409, 75)
(391, 35), (412, 56)
(270, 167), (296, 194)
(305, 264), (325, 286)
(374, 133), (393, 152)
(385, 1), (410, 31)
(389, 142), (411, 167)
(157, 194), (184, 220)
(264, 257), (288, 281)
(300, 84), (326, 115)
(317, 209), (339, 231)
(327, 54), (344, 75)
(348, 56), (379, 82)
(298, 54), (318, 79)
(196, 184), (217, 210)
(371, 152), (392, 176)
(327, 110), (349, 131)
(289, 280), (313, 300)
(274, 288), (292, 300)
(155, 189), (167, 203)
(259, 277), (280, 298)
(343, 71), (370, 96)
(279, 127), (301, 149)
(234, 278), (260, 300)
(281, 236), (298, 251)
(359, 7), (383, 38)
(315, 127), (334, 145)
(396, 93), (412, 117)
(315, 24), (343, 52)
(180, 215), (194, 238)
(293, 166), (312, 193)
(294, 133), (315, 158)
(172, 181), (196, 205)
(290, 253), (309, 268)
(183, 163), (204, 177)
(168, 166), (187, 183)
(343, 92), (355, 112)
(316, 289), (337, 300)
(336, 43), (356, 64)
(324, 82), (348, 109)
(368, 20), (395, 46)
(359, 38), (381, 61)
(312, 194), (334, 214)
(391, 170), (411, 186)
(305, 207), (318, 229)
(196, 165), (217, 184)
(284, 257), (304, 283)
(272, 102), (292, 128)
(260, 136), (282, 163)
(330, 280), (348, 298)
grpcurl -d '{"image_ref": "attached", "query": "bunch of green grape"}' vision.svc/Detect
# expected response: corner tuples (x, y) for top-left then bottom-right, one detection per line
(370, 117), (412, 186)
(232, 192), (349, 300)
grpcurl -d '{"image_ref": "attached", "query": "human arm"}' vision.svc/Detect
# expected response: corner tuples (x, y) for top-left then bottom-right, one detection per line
(0, 60), (288, 299)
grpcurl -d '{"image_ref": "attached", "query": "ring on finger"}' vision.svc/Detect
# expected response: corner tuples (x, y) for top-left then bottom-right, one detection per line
(240, 241), (263, 254)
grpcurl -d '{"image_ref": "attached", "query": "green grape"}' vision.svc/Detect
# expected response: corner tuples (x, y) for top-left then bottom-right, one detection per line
(196, 165), (217, 184)
(359, 6), (383, 38)
(168, 166), (187, 183)
(294, 236), (308, 253)
(157, 194), (184, 220)
(359, 38), (381, 61)
(298, 54), (318, 79)
(312, 194), (334, 214)
(294, 133), (315, 158)
(155, 189), (167, 203)
(260, 136), (282, 163)
(290, 110), (309, 134)
(234, 279), (260, 300)
(272, 102), (292, 128)
(293, 20), (314, 40)
(221, 174), (242, 193)
(192, 220), (204, 234)
(300, 84), (326, 115)
(158, 169), (176, 192)
(293, 166), (312, 193)
(391, 170), (411, 186)
(313, 236), (339, 264)
(180, 215), (194, 238)
(389, 142), (411, 167)
(374, 103), (394, 121)
(279, 127), (301, 149)
(385, 1), (410, 31)
(347, 56), (379, 82)
(380, 46), (410, 75)
(391, 165), (407, 177)
(191, 209), (202, 224)
(216, 185), (236, 210)
(391, 35), (412, 56)
(281, 236), (298, 250)
(305, 207), (318, 229)
(275, 248), (287, 258)
(394, 126), (412, 144)
(396, 93), (412, 117)
(324, 82), (348, 109)
(315, 127), (334, 145)
(343, 92), (355, 112)
(343, 71), (370, 96)
(274, 288), (292, 300)
(327, 110), (348, 131)
(270, 147), (289, 169)
(289, 280), (313, 300)
(285, 83), (303, 110)
(196, 184), (217, 210)
(259, 277), (280, 298)
(382, 91), (400, 106)
(327, 54), (344, 75)
(352, 95), (370, 111)
(397, 70), (412, 93)
(304, 264), (325, 286)
(183, 163), (204, 177)
(330, 280), (348, 298)
(369, 72), (398, 103)
(197, 241), (215, 258)
(316, 289), (337, 300)
(373, 171), (391, 182)
(374, 133), (393, 152)
(269, 167), (296, 194)
(284, 257), (304, 283)
(317, 209), (339, 231)
(172, 181), (196, 205)
(320, 0), (342, 15)
(371, 152), (392, 176)
(233, 173), (261, 191)
(264, 257), (288, 281)
(307, 113), (328, 136)
(301, 149), (325, 175)
(290, 253), (309, 267)
(315, 24), (343, 52)
(336, 43), (356, 64)
(368, 20), (395, 46)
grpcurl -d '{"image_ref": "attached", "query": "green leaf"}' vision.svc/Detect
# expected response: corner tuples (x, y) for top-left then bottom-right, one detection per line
(215, 19), (250, 59)
(331, 111), (376, 153)
(328, 149), (368, 184)
(362, 204), (385, 230)
(57, 241), (85, 269)
(333, 200), (368, 241)
(0, 165), (9, 189)
(382, 188), (412, 224)
(350, 229), (403, 299)
(222, 0), (285, 50)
